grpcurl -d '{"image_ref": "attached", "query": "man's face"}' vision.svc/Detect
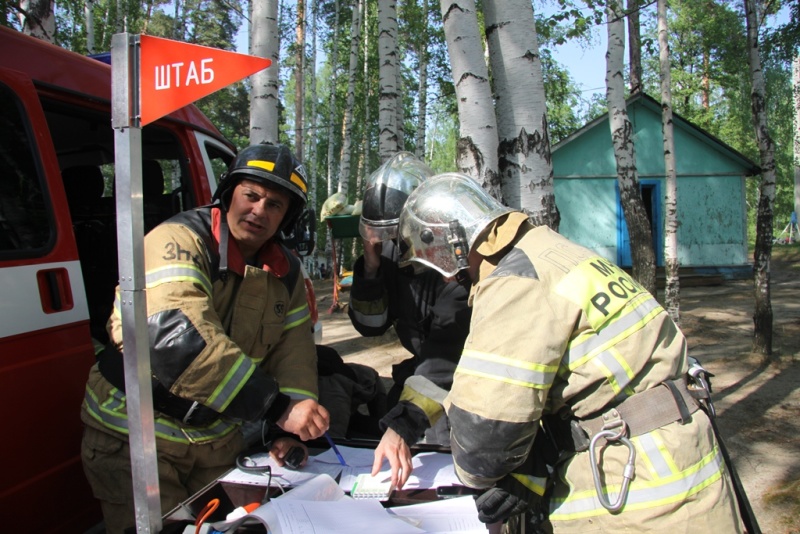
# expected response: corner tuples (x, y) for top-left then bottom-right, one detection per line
(226, 179), (290, 258)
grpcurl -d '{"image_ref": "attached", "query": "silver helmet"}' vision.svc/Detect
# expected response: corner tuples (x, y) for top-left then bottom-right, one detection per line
(359, 152), (435, 244)
(398, 173), (513, 277)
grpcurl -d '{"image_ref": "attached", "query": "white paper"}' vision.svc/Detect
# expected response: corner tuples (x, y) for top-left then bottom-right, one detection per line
(211, 474), (346, 533)
(312, 444), (376, 467)
(273, 498), (425, 534)
(388, 496), (487, 533)
(404, 452), (461, 489)
(337, 452), (460, 493)
(219, 456), (344, 488)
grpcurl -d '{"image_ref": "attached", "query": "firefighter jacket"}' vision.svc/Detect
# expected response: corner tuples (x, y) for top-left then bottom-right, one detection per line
(349, 240), (471, 444)
(81, 206), (318, 445)
(444, 212), (743, 532)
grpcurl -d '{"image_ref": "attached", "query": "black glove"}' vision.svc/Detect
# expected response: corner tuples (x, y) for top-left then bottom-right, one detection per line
(474, 474), (541, 524)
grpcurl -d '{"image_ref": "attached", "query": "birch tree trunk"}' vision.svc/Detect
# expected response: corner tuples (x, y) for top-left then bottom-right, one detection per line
(745, 0), (776, 356)
(307, 0), (318, 201)
(793, 54), (800, 230)
(396, 62), (405, 150)
(415, 0), (429, 160)
(362, 0), (371, 191)
(19, 0), (55, 42)
(351, 0), (369, 259)
(606, 0), (656, 295)
(85, 0), (96, 53)
(338, 0), (363, 198)
(115, 0), (124, 33)
(250, 0), (281, 144)
(326, 0), (341, 196)
(627, 0), (642, 94)
(659, 0), (679, 324)
(307, 0), (325, 267)
(378, 0), (400, 162)
(440, 0), (500, 199)
(295, 0), (306, 161)
(484, 0), (558, 229)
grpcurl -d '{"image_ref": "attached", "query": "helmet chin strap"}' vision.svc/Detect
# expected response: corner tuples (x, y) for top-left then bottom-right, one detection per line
(219, 211), (230, 282)
(454, 268), (472, 288)
(448, 220), (472, 288)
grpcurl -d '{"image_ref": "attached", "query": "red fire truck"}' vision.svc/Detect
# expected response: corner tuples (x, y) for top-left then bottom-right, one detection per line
(0, 26), (238, 532)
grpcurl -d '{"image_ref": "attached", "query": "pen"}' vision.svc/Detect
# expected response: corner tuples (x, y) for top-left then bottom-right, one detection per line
(324, 432), (347, 466)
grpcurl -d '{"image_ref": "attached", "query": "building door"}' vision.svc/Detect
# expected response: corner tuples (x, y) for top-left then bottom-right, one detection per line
(616, 180), (662, 267)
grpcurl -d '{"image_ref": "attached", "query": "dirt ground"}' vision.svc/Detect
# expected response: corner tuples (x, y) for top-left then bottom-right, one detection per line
(313, 255), (800, 534)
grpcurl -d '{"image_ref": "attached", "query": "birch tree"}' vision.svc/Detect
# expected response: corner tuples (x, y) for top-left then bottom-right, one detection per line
(378, 0), (400, 161)
(606, 0), (656, 295)
(628, 0), (643, 94)
(325, 0), (341, 196)
(295, 0), (306, 161)
(306, 0), (319, 211)
(338, 0), (363, 199)
(250, 0), (281, 144)
(19, 0), (54, 41)
(794, 54), (800, 227)
(484, 0), (558, 229)
(362, 0), (372, 190)
(745, 0), (776, 356)
(440, 0), (500, 199)
(396, 59), (405, 151)
(414, 0), (430, 160)
(85, 0), (96, 53)
(658, 0), (679, 323)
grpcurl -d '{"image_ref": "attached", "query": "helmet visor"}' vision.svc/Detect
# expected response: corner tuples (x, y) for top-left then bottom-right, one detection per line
(359, 218), (398, 244)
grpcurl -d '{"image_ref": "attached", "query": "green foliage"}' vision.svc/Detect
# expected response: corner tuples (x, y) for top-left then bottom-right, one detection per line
(38, 0), (795, 253)
(541, 49), (583, 143)
(637, 0), (795, 244)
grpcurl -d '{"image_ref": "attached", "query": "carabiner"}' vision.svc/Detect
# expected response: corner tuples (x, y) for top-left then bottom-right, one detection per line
(589, 428), (636, 512)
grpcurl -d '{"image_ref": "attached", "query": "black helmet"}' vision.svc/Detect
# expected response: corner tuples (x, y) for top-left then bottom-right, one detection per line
(359, 152), (434, 243)
(214, 143), (308, 231)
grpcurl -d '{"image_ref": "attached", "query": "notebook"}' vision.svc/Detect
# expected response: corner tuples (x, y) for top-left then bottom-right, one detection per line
(350, 473), (394, 501)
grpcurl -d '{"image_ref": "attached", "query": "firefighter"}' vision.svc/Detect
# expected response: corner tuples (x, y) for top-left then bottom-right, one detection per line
(396, 172), (744, 531)
(348, 152), (472, 488)
(80, 143), (330, 533)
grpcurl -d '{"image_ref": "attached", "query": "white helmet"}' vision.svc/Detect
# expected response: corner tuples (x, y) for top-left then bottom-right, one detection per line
(398, 173), (513, 277)
(359, 152), (435, 244)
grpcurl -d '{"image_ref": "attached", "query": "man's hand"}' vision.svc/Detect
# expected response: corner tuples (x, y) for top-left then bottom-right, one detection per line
(269, 436), (308, 468)
(372, 427), (413, 489)
(362, 239), (382, 279)
(276, 399), (330, 441)
(474, 474), (541, 524)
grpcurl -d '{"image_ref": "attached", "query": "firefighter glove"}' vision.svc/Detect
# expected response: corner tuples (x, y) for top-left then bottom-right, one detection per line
(474, 474), (540, 524)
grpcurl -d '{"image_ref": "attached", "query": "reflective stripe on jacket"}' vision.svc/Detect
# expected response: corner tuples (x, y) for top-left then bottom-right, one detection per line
(349, 240), (471, 439)
(82, 206), (318, 444)
(444, 214), (742, 532)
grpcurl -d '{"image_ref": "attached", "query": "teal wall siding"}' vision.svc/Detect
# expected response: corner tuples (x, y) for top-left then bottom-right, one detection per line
(677, 176), (748, 265)
(552, 95), (753, 268)
(556, 178), (618, 261)
(553, 121), (617, 178)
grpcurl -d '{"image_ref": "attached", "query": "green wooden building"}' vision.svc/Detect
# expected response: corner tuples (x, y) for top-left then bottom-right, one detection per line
(552, 93), (759, 279)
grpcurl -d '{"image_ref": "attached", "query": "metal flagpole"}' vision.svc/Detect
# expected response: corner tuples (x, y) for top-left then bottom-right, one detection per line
(111, 32), (162, 533)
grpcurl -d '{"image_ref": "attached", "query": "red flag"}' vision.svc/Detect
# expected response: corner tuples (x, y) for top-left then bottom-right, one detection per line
(139, 35), (271, 126)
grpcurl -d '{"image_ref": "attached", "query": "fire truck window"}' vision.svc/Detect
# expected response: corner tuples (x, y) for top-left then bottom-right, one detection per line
(0, 83), (52, 254)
